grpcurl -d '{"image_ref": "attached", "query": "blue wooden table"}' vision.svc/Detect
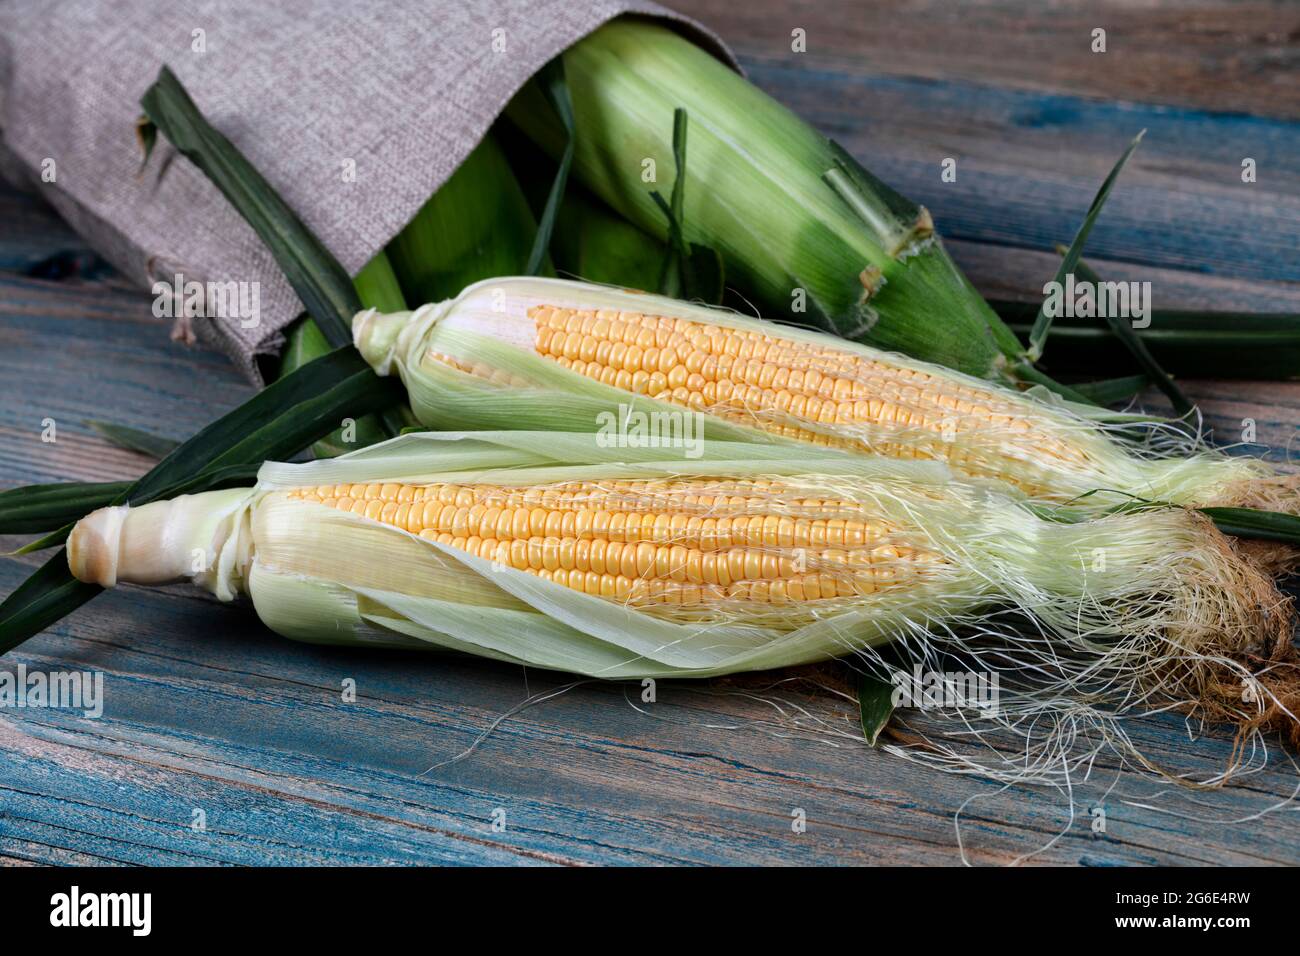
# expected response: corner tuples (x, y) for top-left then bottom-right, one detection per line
(2, 1), (1298, 865)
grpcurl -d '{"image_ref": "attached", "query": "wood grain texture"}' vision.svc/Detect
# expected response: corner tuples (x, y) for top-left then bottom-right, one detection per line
(2, 0), (1299, 866)
(681, 0), (1300, 119)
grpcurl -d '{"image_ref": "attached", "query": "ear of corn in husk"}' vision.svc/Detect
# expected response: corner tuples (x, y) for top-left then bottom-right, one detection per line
(353, 276), (1289, 515)
(505, 19), (1028, 383)
(65, 431), (1299, 778)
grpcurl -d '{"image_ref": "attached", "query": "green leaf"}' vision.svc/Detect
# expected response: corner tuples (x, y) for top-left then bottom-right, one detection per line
(0, 481), (131, 535)
(1069, 373), (1151, 405)
(280, 316), (330, 378)
(1066, 255), (1195, 419)
(0, 551), (100, 656)
(1198, 507), (1300, 546)
(281, 251), (410, 458)
(128, 348), (363, 501)
(10, 526), (73, 556)
(857, 670), (897, 747)
(542, 186), (665, 291)
(352, 250), (408, 314)
(386, 132), (540, 304)
(7, 462), (265, 555)
(995, 302), (1300, 381)
(651, 109), (725, 304)
(205, 367), (403, 470)
(525, 57), (576, 277)
(1026, 131), (1145, 361)
(139, 66), (359, 346)
(86, 420), (181, 459)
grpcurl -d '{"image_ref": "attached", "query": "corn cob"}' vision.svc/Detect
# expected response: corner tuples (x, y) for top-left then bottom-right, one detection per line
(63, 432), (1298, 769)
(280, 476), (942, 608)
(354, 277), (1284, 512)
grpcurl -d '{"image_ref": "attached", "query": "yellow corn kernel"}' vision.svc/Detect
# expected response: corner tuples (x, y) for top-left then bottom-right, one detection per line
(286, 479), (940, 606)
(513, 304), (1089, 482)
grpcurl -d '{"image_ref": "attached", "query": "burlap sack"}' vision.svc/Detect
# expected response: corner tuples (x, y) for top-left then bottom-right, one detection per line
(0, 0), (732, 381)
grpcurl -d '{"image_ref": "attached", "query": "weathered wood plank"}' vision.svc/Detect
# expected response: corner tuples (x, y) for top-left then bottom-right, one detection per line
(0, 272), (251, 488)
(2, 542), (1298, 866)
(683, 0), (1300, 119)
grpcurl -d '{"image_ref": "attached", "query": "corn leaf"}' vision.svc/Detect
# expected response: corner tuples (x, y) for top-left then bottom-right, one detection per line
(1064, 255), (1195, 419)
(857, 671), (897, 747)
(281, 251), (408, 456)
(824, 139), (930, 258)
(85, 420), (180, 459)
(0, 481), (132, 535)
(525, 57), (576, 277)
(386, 133), (541, 304)
(205, 368), (402, 470)
(1197, 507), (1300, 545)
(352, 251), (408, 314)
(0, 350), (403, 653)
(1069, 374), (1151, 405)
(651, 109), (724, 304)
(0, 551), (99, 656)
(997, 305), (1300, 381)
(131, 349), (370, 499)
(280, 316), (393, 456)
(8, 462), (263, 556)
(280, 315), (332, 377)
(554, 188), (666, 291)
(5, 351), (376, 542)
(1025, 131), (1145, 362)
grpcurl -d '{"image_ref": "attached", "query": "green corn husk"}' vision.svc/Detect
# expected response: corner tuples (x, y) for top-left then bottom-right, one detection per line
(505, 19), (1026, 383)
(351, 249), (409, 313)
(63, 431), (1300, 780)
(547, 185), (665, 293)
(354, 277), (1295, 519)
(385, 132), (545, 305)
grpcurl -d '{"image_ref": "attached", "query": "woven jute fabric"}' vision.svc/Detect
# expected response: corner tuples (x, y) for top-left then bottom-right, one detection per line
(0, 0), (732, 381)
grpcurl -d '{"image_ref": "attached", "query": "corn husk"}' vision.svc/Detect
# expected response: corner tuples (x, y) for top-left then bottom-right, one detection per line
(547, 187), (664, 293)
